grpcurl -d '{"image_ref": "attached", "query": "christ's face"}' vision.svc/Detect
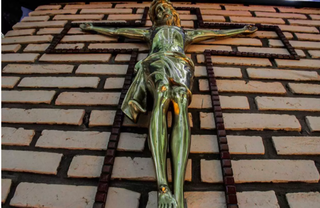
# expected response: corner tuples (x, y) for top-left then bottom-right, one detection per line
(155, 3), (175, 25)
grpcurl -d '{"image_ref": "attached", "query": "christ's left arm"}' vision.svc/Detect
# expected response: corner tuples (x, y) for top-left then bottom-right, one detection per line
(185, 25), (257, 45)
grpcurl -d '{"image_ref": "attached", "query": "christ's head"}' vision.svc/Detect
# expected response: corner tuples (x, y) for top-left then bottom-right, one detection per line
(149, 0), (181, 27)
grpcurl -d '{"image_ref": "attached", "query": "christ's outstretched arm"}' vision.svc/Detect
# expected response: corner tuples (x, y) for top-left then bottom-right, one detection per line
(186, 25), (257, 44)
(80, 23), (150, 41)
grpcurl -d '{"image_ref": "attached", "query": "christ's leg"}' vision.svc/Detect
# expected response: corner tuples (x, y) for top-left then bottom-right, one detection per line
(171, 86), (191, 208)
(149, 80), (177, 208)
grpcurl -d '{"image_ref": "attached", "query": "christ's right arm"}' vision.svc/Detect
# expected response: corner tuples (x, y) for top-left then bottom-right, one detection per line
(80, 23), (150, 42)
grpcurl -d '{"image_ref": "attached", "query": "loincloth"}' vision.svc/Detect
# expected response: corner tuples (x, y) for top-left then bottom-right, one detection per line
(121, 51), (194, 123)
(142, 51), (194, 98)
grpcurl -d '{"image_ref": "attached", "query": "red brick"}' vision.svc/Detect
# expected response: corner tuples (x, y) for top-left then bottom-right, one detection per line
(2, 44), (21, 53)
(2, 53), (40, 63)
(137, 8), (190, 14)
(197, 55), (272, 66)
(67, 28), (86, 34)
(2, 90), (56, 104)
(104, 77), (125, 89)
(286, 192), (320, 208)
(202, 16), (225, 22)
(23, 44), (50, 52)
(279, 25), (319, 33)
(310, 14), (320, 20)
(2, 35), (53, 45)
(115, 3), (165, 8)
(279, 7), (320, 15)
(201, 9), (252, 16)
(64, 4), (112, 9)
(230, 16), (285, 24)
(224, 113), (301, 131)
(13, 21), (67, 29)
(308, 50), (320, 58)
(1, 179), (12, 203)
(36, 130), (110, 150)
(53, 14), (104, 20)
(255, 12), (307, 19)
(18, 77), (99, 88)
(238, 47), (293, 55)
(35, 5), (61, 10)
(67, 155), (104, 178)
(61, 34), (117, 43)
(232, 160), (319, 183)
(203, 38), (262, 46)
(217, 80), (286, 94)
(289, 19), (320, 26)
(118, 133), (147, 152)
(2, 108), (85, 125)
(104, 187), (141, 208)
(37, 28), (64, 35)
(306, 116), (320, 132)
(238, 31), (293, 39)
(29, 10), (77, 16)
(275, 59), (320, 69)
(80, 8), (132, 14)
(55, 43), (84, 50)
(178, 14), (197, 20)
(247, 68), (320, 81)
(2, 150), (62, 175)
(88, 43), (148, 51)
(200, 160), (223, 183)
(21, 16), (50, 22)
(290, 40), (320, 49)
(2, 127), (35, 146)
(2, 77), (20, 88)
(272, 136), (320, 155)
(5, 29), (36, 37)
(55, 92), (120, 106)
(256, 97), (320, 111)
(195, 66), (242, 78)
(108, 14), (142, 20)
(288, 83), (320, 95)
(39, 54), (111, 63)
(89, 110), (116, 127)
(296, 33), (320, 41)
(10, 183), (96, 207)
(2, 64), (74, 74)
(237, 191), (279, 208)
(76, 64), (128, 75)
(225, 5), (276, 12)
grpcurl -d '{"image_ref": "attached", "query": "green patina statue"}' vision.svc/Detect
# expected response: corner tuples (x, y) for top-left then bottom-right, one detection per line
(80, 1), (257, 207)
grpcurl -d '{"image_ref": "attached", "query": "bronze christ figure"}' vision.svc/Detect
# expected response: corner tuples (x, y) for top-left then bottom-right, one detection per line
(80, 1), (257, 207)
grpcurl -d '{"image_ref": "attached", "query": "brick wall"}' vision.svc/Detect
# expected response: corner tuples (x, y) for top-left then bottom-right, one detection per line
(2, 2), (320, 208)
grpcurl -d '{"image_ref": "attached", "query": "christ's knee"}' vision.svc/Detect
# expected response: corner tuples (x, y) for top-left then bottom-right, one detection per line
(172, 86), (189, 105)
(153, 81), (170, 105)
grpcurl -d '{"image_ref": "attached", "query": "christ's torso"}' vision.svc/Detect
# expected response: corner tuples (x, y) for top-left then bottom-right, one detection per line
(149, 25), (185, 54)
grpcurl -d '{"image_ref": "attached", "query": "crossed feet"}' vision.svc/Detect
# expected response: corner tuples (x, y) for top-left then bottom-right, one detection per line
(158, 185), (178, 208)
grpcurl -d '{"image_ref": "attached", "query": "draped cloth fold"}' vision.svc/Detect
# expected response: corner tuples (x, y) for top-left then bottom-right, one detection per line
(121, 60), (147, 123)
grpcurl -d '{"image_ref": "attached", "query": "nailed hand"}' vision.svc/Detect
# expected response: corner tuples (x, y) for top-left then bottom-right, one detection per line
(243, 25), (258, 33)
(80, 23), (94, 31)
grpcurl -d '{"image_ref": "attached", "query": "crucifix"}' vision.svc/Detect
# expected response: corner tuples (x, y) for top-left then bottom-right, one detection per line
(80, 1), (257, 207)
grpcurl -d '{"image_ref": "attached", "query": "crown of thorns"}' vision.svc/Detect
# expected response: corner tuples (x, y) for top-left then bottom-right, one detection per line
(149, 0), (175, 22)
